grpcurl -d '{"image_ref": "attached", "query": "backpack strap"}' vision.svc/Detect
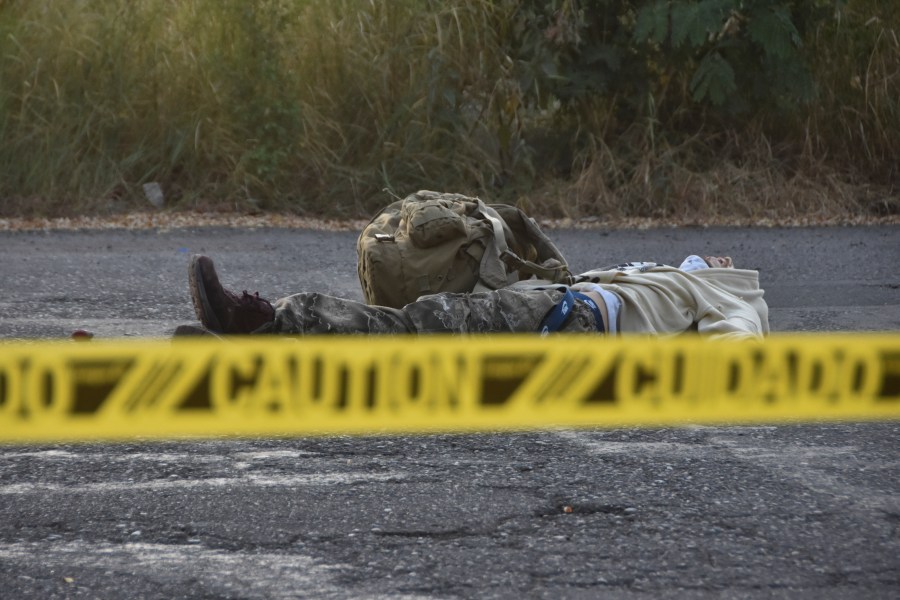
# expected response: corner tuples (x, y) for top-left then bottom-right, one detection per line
(487, 204), (573, 284)
(474, 202), (573, 291)
(472, 201), (521, 292)
(499, 251), (573, 284)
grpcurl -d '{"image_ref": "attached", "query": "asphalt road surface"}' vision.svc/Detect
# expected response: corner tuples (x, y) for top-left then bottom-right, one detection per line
(1, 225), (898, 599)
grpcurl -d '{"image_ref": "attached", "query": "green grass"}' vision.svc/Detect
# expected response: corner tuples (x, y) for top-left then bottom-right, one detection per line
(0, 0), (897, 220)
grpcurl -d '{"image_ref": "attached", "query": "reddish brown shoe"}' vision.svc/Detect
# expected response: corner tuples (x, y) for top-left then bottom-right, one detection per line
(188, 255), (275, 334)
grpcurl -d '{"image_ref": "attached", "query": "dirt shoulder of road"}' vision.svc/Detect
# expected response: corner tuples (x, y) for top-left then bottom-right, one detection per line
(1, 211), (898, 232)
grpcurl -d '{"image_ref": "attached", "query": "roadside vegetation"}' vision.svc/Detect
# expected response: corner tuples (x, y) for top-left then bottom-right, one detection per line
(0, 0), (897, 222)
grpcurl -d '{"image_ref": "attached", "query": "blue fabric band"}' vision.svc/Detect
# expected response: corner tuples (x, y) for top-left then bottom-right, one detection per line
(571, 291), (606, 334)
(539, 288), (605, 335)
(539, 288), (575, 335)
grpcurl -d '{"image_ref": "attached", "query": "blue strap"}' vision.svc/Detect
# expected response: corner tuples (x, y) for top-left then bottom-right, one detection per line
(539, 288), (575, 335)
(572, 292), (606, 334)
(539, 289), (605, 335)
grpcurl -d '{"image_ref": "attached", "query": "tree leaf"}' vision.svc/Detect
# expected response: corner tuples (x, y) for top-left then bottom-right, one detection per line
(748, 5), (801, 59)
(634, 0), (670, 45)
(690, 52), (736, 105)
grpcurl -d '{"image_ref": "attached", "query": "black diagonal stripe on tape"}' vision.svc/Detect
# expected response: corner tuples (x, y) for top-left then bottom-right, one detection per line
(878, 351), (900, 401)
(480, 354), (543, 406)
(70, 358), (134, 414)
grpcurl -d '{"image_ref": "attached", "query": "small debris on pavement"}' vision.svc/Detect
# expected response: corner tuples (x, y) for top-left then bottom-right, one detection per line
(142, 182), (165, 208)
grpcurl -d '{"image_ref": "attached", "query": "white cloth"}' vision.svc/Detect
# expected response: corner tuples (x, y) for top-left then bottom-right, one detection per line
(572, 265), (768, 340)
(679, 255), (709, 272)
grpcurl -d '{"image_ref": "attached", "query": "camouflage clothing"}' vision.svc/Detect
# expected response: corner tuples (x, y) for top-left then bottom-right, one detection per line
(185, 254), (767, 339)
(264, 287), (599, 335)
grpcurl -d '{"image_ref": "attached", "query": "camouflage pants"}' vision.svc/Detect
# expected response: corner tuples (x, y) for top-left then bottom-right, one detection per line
(266, 288), (599, 335)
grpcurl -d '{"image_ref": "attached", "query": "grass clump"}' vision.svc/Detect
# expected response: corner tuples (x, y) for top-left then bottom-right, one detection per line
(0, 0), (524, 216)
(0, 0), (897, 221)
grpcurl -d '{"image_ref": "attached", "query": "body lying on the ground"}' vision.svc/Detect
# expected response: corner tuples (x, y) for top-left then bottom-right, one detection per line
(184, 252), (768, 341)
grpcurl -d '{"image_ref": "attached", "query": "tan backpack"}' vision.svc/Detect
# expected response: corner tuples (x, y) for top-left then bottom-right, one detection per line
(357, 190), (572, 308)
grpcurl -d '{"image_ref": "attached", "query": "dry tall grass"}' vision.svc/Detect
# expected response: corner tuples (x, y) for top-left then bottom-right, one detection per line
(0, 0), (896, 221)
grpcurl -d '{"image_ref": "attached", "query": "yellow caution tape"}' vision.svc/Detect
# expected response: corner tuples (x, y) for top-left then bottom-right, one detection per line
(1, 334), (899, 442)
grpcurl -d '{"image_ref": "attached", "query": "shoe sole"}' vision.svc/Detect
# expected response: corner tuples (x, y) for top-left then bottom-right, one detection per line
(188, 256), (224, 333)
